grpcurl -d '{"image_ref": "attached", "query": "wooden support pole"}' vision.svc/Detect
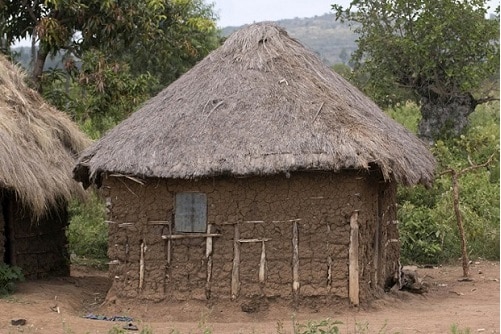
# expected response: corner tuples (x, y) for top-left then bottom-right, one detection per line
(167, 222), (172, 265)
(139, 241), (145, 290)
(238, 238), (270, 243)
(231, 223), (241, 300)
(327, 256), (332, 290)
(292, 220), (300, 300)
(162, 233), (221, 239)
(327, 223), (332, 290)
(349, 211), (359, 306)
(259, 241), (266, 283)
(205, 224), (213, 300)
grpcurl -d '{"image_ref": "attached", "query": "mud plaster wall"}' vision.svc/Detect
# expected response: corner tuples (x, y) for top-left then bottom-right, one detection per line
(103, 171), (398, 303)
(0, 191), (70, 278)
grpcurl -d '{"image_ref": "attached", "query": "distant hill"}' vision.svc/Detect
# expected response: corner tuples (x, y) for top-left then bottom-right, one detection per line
(221, 13), (358, 66)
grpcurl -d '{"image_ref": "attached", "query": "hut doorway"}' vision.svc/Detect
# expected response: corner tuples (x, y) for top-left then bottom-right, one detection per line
(1, 191), (15, 266)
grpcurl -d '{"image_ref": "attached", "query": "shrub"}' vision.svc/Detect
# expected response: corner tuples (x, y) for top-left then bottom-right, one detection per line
(67, 191), (108, 260)
(0, 264), (24, 296)
(393, 101), (499, 264)
(295, 318), (342, 334)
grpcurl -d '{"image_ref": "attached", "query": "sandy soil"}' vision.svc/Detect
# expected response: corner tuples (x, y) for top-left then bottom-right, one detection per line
(0, 261), (498, 334)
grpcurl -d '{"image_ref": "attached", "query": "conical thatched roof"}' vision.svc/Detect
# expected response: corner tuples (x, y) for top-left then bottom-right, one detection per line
(74, 23), (435, 187)
(0, 55), (91, 217)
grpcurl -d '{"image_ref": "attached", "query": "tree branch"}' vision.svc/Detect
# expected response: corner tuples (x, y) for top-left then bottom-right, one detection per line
(475, 96), (500, 105)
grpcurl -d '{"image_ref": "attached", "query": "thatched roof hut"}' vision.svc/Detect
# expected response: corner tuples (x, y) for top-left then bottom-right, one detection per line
(73, 23), (435, 305)
(0, 55), (90, 277)
(74, 23), (435, 188)
(0, 55), (90, 217)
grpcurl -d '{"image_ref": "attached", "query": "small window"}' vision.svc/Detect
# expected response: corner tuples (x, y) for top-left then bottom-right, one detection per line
(175, 192), (207, 233)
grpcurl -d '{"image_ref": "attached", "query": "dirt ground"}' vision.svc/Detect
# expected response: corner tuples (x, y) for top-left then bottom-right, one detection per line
(0, 261), (498, 334)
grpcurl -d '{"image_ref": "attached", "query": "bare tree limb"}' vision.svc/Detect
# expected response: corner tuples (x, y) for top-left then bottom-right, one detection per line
(440, 153), (496, 277)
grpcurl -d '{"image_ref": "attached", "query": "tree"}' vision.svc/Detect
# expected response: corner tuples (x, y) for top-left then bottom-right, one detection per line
(333, 0), (499, 142)
(114, 0), (221, 90)
(0, 0), (164, 91)
(0, 0), (219, 93)
(1, 0), (220, 135)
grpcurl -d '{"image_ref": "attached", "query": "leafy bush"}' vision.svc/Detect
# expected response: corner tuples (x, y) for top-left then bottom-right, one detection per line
(67, 191), (108, 260)
(0, 264), (24, 296)
(395, 101), (500, 264)
(385, 102), (421, 134)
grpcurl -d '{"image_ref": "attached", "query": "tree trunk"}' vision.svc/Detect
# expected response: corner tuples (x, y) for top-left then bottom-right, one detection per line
(418, 93), (477, 143)
(31, 45), (49, 93)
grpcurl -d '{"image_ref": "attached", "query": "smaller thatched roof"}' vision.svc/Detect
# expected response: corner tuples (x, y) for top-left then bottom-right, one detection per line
(0, 55), (91, 217)
(74, 23), (435, 187)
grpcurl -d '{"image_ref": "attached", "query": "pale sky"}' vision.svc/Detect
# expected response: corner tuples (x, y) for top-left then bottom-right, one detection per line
(213, 0), (499, 28)
(13, 0), (499, 46)
(213, 0), (351, 27)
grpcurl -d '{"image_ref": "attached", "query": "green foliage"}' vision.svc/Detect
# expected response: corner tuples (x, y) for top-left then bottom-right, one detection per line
(295, 318), (342, 334)
(331, 63), (352, 80)
(396, 101), (500, 264)
(333, 0), (499, 107)
(0, 264), (24, 296)
(450, 323), (472, 334)
(41, 50), (156, 137)
(355, 321), (395, 334)
(67, 191), (108, 260)
(3, 0), (220, 137)
(124, 0), (220, 90)
(384, 102), (421, 134)
(333, 0), (499, 141)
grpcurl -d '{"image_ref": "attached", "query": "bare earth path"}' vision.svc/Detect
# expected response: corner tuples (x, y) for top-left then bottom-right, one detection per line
(0, 261), (498, 334)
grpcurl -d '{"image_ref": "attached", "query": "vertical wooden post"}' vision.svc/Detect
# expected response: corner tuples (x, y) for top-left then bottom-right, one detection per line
(231, 223), (240, 300)
(292, 220), (300, 300)
(327, 223), (332, 290)
(327, 256), (332, 290)
(205, 224), (213, 299)
(166, 222), (172, 265)
(259, 241), (266, 283)
(139, 241), (145, 290)
(349, 211), (359, 306)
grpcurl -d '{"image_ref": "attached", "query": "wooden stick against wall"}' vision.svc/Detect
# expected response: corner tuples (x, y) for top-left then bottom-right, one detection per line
(292, 220), (300, 301)
(259, 241), (266, 283)
(231, 223), (241, 300)
(167, 222), (172, 265)
(326, 223), (332, 290)
(349, 210), (360, 306)
(205, 224), (213, 299)
(139, 241), (145, 290)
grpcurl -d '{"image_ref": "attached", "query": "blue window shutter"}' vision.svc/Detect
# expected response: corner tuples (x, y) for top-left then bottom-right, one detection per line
(175, 193), (207, 233)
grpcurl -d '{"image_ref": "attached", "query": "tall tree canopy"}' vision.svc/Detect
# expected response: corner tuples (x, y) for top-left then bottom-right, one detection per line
(333, 0), (499, 142)
(0, 0), (220, 135)
(0, 0), (219, 91)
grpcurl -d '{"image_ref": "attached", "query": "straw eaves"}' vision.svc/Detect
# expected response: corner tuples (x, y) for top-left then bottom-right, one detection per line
(74, 23), (435, 187)
(0, 55), (91, 217)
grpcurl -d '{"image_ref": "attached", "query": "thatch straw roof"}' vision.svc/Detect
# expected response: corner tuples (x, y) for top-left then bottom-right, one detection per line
(0, 55), (91, 217)
(74, 23), (435, 187)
